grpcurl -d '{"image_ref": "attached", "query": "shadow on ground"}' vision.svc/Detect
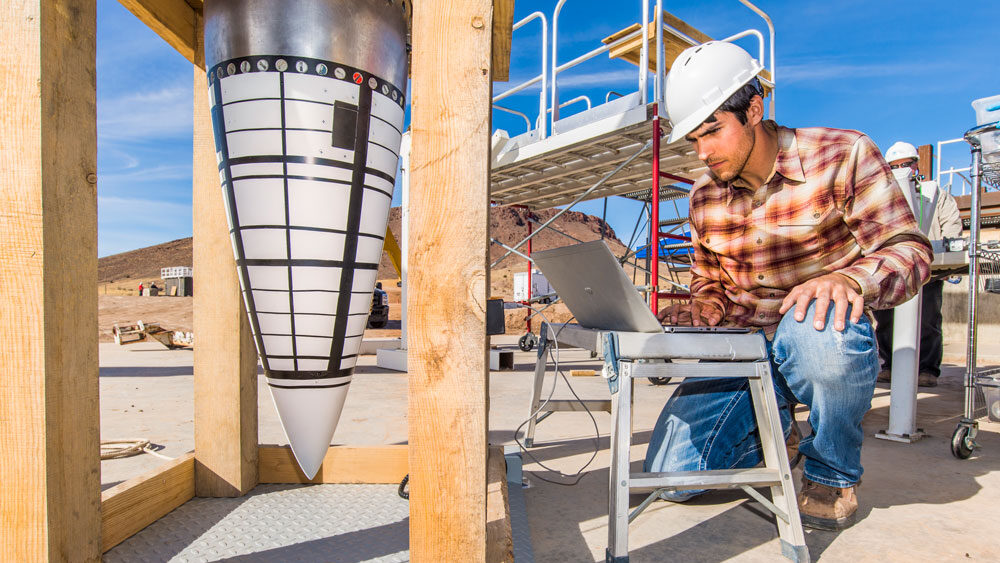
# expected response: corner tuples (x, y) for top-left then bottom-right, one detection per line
(514, 363), (1000, 562)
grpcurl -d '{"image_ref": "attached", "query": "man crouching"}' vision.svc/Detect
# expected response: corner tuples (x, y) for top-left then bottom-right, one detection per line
(647, 41), (932, 530)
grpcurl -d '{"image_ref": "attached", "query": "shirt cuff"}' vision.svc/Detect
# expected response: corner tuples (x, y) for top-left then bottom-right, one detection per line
(836, 267), (878, 303)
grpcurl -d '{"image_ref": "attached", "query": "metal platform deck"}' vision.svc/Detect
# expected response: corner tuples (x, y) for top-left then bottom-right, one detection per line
(490, 103), (702, 209)
(104, 484), (410, 563)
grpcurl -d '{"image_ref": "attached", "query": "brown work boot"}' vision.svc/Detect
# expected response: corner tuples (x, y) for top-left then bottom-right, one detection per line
(877, 369), (891, 383)
(918, 372), (939, 387)
(786, 422), (802, 469)
(798, 477), (858, 530)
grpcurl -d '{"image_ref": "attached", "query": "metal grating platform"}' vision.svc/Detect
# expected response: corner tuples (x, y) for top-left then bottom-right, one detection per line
(490, 103), (703, 210)
(104, 484), (410, 563)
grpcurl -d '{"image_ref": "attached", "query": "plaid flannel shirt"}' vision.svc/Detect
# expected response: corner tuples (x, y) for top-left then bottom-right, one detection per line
(688, 122), (933, 335)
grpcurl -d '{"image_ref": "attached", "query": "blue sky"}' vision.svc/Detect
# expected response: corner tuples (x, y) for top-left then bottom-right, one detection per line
(96, 0), (1000, 256)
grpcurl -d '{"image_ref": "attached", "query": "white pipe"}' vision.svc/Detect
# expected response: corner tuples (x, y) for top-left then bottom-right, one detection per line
(639, 0), (649, 105)
(513, 11), (548, 139)
(554, 28), (644, 73)
(492, 74), (544, 102)
(720, 29), (765, 70)
(654, 0), (663, 112)
(552, 0), (568, 125)
(545, 95), (592, 114)
(738, 0), (775, 119)
(886, 294), (922, 439)
(493, 104), (533, 132)
(399, 132), (411, 351)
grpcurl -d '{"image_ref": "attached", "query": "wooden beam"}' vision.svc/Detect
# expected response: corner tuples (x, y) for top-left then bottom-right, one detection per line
(0, 2), (100, 560)
(117, 0), (198, 65)
(491, 0), (515, 82)
(486, 447), (514, 563)
(258, 445), (409, 484)
(192, 10), (260, 497)
(602, 12), (772, 86)
(918, 143), (934, 182)
(100, 453), (196, 552)
(408, 0), (493, 560)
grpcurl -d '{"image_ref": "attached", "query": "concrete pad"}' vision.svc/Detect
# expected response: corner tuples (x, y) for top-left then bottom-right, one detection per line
(99, 336), (1000, 561)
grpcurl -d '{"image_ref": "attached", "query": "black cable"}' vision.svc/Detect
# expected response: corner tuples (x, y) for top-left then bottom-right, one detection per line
(512, 313), (602, 486)
(398, 474), (409, 499)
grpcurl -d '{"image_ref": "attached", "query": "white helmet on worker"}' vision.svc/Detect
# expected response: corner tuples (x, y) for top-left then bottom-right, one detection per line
(664, 41), (765, 143)
(885, 141), (919, 163)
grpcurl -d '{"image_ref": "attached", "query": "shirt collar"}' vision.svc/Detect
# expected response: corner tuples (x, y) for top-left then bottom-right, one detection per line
(772, 122), (806, 184)
(726, 121), (806, 196)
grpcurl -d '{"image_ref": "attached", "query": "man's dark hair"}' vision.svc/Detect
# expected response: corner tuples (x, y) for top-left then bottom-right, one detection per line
(705, 77), (764, 125)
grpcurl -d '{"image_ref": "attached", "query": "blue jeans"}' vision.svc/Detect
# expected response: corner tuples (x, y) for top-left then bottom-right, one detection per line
(643, 301), (878, 499)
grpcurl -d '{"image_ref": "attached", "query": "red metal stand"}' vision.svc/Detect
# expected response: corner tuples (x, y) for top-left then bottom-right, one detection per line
(650, 108), (661, 313)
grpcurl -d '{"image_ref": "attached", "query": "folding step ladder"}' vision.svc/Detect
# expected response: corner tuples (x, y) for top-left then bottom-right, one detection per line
(530, 323), (810, 563)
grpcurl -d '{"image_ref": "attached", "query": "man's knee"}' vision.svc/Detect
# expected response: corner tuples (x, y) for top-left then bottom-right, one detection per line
(773, 301), (876, 386)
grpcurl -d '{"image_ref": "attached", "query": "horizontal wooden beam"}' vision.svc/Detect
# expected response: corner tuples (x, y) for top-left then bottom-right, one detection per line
(118, 0), (198, 66)
(258, 445), (408, 484)
(101, 453), (196, 552)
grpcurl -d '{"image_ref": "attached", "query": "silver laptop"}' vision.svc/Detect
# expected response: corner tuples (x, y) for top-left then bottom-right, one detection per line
(531, 240), (664, 333)
(532, 240), (748, 335)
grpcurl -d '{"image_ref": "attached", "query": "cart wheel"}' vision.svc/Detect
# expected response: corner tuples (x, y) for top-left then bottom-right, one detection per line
(951, 425), (975, 459)
(518, 333), (536, 352)
(649, 377), (672, 386)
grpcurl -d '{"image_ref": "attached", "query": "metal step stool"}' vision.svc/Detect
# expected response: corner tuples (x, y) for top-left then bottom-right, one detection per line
(528, 323), (809, 563)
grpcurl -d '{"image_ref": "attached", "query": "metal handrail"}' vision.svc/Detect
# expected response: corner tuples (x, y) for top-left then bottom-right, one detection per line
(938, 137), (974, 194)
(545, 95), (592, 114)
(493, 104), (532, 133)
(738, 0), (776, 119)
(492, 12), (548, 139)
(551, 0), (658, 127)
(720, 29), (765, 72)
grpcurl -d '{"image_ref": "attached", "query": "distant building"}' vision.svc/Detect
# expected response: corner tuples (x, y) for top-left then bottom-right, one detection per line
(160, 266), (193, 297)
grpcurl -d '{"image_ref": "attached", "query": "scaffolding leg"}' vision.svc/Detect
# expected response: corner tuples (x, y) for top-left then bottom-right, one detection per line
(524, 332), (550, 448)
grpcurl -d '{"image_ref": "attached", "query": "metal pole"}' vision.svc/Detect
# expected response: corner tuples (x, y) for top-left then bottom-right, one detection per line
(966, 146), (983, 420)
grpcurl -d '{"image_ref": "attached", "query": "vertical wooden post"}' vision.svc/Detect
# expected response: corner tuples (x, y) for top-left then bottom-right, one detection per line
(918, 144), (934, 183)
(192, 8), (260, 497)
(0, 1), (101, 560)
(408, 1), (493, 561)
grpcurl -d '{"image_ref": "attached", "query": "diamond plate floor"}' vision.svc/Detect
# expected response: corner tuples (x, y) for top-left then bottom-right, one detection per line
(104, 484), (409, 563)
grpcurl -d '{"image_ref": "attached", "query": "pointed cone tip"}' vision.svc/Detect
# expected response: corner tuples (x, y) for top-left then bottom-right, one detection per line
(268, 383), (350, 481)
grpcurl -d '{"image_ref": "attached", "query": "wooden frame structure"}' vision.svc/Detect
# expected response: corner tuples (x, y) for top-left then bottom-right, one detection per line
(0, 1), (513, 561)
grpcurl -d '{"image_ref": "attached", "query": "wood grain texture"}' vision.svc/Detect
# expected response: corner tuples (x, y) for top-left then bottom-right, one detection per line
(0, 2), (101, 560)
(491, 0), (514, 82)
(192, 11), (259, 497)
(408, 1), (494, 561)
(603, 12), (772, 84)
(117, 0), (197, 63)
(486, 447), (513, 563)
(918, 144), (934, 182)
(258, 445), (409, 484)
(100, 453), (196, 552)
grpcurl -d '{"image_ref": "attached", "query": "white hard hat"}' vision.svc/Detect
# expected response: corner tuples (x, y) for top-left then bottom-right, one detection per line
(664, 41), (764, 143)
(885, 141), (918, 163)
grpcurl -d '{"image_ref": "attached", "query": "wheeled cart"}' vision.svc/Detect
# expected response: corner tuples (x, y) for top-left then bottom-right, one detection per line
(952, 121), (1000, 459)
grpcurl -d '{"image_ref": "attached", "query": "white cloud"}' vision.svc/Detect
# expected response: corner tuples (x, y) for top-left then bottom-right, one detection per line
(778, 59), (950, 85)
(98, 85), (193, 142)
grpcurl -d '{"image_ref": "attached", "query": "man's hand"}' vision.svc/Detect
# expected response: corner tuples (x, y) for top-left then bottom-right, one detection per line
(778, 273), (864, 331)
(657, 301), (724, 327)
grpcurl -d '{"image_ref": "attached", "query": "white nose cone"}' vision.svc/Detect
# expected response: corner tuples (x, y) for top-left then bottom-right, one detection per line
(268, 378), (351, 480)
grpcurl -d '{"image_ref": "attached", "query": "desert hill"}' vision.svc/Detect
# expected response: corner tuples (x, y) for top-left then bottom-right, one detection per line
(99, 206), (630, 290)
